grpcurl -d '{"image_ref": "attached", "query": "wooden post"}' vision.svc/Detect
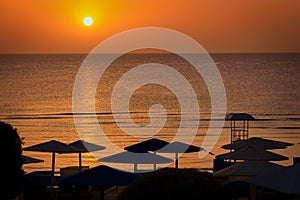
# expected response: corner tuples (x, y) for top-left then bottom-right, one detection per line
(175, 153), (179, 168)
(153, 152), (157, 170)
(134, 163), (138, 173)
(79, 152), (82, 171)
(51, 152), (56, 199)
(250, 184), (256, 200)
(100, 188), (104, 200)
(51, 152), (55, 188)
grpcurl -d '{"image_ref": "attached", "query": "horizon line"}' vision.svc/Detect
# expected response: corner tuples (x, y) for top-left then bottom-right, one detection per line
(0, 51), (299, 55)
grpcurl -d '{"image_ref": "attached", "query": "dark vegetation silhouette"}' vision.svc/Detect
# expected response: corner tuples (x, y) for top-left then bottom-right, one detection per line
(117, 168), (231, 200)
(0, 121), (23, 199)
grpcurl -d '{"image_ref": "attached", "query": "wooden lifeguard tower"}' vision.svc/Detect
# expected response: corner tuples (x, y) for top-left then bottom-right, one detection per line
(213, 113), (255, 172)
(225, 113), (255, 143)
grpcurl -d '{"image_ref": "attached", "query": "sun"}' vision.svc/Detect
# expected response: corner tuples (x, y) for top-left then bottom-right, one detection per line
(83, 16), (93, 26)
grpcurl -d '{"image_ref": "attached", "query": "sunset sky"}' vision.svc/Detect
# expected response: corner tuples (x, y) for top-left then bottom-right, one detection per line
(1, 0), (299, 54)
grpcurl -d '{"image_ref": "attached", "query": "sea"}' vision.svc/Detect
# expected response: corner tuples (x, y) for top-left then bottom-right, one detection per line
(0, 53), (299, 173)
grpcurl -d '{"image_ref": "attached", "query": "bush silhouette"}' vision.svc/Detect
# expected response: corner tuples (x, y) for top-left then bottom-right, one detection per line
(117, 168), (231, 200)
(0, 121), (23, 199)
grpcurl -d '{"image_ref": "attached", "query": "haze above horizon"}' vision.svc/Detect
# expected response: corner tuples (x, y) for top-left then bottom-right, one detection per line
(1, 0), (299, 54)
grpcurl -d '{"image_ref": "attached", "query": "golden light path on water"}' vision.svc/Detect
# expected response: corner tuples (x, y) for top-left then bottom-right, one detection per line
(0, 53), (298, 173)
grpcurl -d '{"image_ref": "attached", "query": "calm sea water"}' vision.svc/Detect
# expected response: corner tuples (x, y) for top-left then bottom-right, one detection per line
(0, 53), (299, 173)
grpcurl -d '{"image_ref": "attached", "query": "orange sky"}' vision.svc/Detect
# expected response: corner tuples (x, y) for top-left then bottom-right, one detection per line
(0, 0), (299, 53)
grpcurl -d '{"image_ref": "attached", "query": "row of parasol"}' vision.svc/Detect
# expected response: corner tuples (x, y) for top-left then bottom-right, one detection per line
(23, 138), (204, 191)
(212, 137), (300, 195)
(23, 140), (105, 189)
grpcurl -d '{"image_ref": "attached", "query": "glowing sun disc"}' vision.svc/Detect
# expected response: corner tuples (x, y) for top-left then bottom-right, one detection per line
(83, 17), (93, 26)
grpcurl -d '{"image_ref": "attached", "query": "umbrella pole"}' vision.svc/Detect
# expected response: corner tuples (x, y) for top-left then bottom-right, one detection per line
(134, 163), (138, 173)
(51, 152), (56, 199)
(153, 152), (157, 170)
(250, 184), (256, 200)
(100, 188), (105, 200)
(51, 152), (55, 187)
(175, 153), (178, 169)
(79, 152), (82, 171)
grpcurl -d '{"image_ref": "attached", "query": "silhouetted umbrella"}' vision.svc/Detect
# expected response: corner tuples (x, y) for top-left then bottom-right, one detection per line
(59, 164), (140, 186)
(124, 138), (170, 170)
(23, 140), (80, 188)
(213, 160), (284, 178)
(216, 147), (288, 161)
(124, 138), (169, 153)
(67, 140), (105, 170)
(100, 151), (173, 172)
(246, 163), (300, 194)
(225, 113), (255, 120)
(59, 165), (140, 199)
(156, 141), (204, 168)
(125, 139), (204, 168)
(221, 137), (293, 150)
(22, 155), (44, 164)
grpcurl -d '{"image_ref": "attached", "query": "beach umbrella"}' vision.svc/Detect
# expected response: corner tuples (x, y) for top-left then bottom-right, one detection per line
(67, 140), (105, 170)
(125, 139), (204, 168)
(59, 164), (140, 186)
(59, 165), (140, 200)
(215, 147), (288, 161)
(213, 160), (284, 178)
(246, 163), (300, 194)
(23, 140), (80, 189)
(124, 138), (170, 170)
(156, 141), (204, 168)
(22, 155), (44, 164)
(100, 151), (173, 172)
(124, 138), (169, 153)
(221, 137), (294, 150)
